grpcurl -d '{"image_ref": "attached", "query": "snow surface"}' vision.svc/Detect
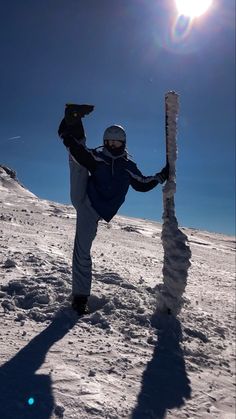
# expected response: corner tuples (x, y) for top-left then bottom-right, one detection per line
(0, 165), (235, 419)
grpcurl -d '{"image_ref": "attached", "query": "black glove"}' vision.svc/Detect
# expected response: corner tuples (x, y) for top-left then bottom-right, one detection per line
(65, 104), (94, 125)
(155, 163), (169, 184)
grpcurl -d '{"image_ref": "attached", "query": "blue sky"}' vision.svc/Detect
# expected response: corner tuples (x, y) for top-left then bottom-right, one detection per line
(0, 0), (235, 235)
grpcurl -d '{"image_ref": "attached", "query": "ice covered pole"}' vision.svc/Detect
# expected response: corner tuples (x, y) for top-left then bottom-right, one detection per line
(157, 92), (191, 316)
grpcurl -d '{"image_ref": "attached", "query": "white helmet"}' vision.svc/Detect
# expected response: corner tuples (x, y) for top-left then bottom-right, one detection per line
(103, 125), (126, 143)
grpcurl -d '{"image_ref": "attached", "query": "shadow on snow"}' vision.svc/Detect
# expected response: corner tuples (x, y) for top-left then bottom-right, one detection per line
(0, 307), (77, 419)
(132, 313), (191, 419)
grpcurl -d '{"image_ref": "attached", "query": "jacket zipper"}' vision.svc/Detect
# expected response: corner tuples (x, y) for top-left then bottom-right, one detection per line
(112, 159), (114, 176)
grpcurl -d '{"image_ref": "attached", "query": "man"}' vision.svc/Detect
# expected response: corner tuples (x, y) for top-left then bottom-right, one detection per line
(58, 104), (168, 315)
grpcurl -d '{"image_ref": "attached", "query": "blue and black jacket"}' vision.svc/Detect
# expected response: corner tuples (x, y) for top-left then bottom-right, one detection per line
(64, 136), (162, 222)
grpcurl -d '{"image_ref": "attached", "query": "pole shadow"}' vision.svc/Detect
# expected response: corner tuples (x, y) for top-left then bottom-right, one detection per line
(131, 313), (191, 419)
(0, 307), (77, 419)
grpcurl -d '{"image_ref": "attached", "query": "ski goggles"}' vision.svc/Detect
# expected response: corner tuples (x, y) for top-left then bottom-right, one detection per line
(104, 140), (124, 148)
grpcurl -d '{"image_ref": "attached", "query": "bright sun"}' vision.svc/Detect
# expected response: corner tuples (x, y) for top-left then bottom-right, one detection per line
(175, 0), (213, 18)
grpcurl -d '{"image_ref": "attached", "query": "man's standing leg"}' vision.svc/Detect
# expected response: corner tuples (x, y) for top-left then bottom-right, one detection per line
(72, 196), (100, 297)
(69, 153), (98, 314)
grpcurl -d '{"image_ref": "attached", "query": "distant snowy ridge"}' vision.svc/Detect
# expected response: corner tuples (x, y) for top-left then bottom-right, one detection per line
(0, 164), (36, 198)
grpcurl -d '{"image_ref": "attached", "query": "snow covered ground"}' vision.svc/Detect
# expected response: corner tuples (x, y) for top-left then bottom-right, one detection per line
(0, 165), (235, 419)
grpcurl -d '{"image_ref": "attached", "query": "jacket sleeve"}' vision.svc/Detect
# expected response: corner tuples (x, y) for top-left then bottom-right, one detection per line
(63, 136), (96, 173)
(58, 117), (85, 141)
(128, 164), (159, 192)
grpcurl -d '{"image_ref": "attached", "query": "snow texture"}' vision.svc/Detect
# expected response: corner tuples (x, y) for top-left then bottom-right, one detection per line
(0, 165), (235, 419)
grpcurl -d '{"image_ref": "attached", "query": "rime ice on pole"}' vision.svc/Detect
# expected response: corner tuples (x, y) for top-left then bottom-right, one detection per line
(156, 92), (192, 316)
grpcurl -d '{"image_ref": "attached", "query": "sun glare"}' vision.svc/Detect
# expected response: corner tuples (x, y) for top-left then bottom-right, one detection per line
(175, 0), (213, 18)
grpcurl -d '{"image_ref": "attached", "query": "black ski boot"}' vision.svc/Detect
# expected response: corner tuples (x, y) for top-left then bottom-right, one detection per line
(71, 295), (89, 315)
(58, 103), (94, 144)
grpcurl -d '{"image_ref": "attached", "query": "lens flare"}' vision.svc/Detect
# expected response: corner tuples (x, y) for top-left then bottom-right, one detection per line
(28, 397), (35, 406)
(151, 0), (224, 55)
(172, 15), (192, 42)
(175, 0), (213, 18)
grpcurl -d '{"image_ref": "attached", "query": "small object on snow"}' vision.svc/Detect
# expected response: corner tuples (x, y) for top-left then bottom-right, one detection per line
(147, 336), (156, 345)
(88, 369), (96, 377)
(3, 258), (17, 268)
(54, 404), (65, 417)
(15, 312), (26, 322)
(2, 299), (15, 311)
(37, 293), (50, 305)
(0, 214), (12, 222)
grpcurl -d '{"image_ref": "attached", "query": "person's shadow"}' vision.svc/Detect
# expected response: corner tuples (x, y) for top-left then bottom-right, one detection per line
(131, 312), (191, 419)
(0, 307), (77, 419)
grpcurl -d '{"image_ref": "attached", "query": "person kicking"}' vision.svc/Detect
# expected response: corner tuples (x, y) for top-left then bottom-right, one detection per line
(58, 104), (168, 315)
